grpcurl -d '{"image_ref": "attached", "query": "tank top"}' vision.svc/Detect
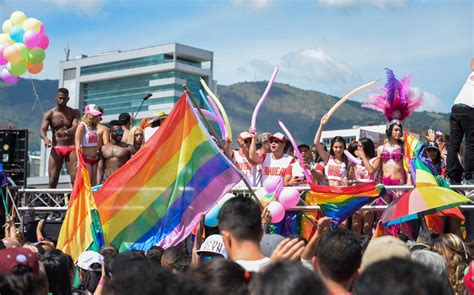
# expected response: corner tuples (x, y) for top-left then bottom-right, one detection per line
(324, 156), (347, 182)
(81, 122), (98, 148)
(261, 153), (293, 185)
(233, 151), (258, 187)
(354, 157), (378, 183)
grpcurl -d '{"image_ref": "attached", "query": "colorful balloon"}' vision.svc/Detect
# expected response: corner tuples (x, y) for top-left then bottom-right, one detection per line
(204, 204), (220, 227)
(263, 177), (280, 194)
(9, 26), (24, 43)
(23, 30), (42, 48)
(15, 43), (28, 60)
(278, 187), (301, 208)
(7, 61), (26, 76)
(27, 47), (45, 64)
(38, 22), (45, 34)
(37, 34), (49, 49)
(255, 188), (273, 207)
(0, 33), (14, 44)
(2, 20), (12, 34)
(3, 44), (21, 63)
(22, 18), (41, 32)
(0, 43), (8, 65)
(26, 61), (43, 74)
(10, 11), (27, 26)
(267, 201), (285, 223)
(1, 68), (19, 84)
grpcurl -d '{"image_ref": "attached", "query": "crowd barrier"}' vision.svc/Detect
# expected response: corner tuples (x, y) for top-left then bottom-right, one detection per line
(4, 185), (474, 231)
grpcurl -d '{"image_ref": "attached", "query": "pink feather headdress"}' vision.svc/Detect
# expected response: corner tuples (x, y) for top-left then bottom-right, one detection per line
(362, 68), (423, 122)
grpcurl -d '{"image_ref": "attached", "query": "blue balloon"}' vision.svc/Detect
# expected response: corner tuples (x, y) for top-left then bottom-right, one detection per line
(9, 26), (24, 43)
(204, 204), (220, 227)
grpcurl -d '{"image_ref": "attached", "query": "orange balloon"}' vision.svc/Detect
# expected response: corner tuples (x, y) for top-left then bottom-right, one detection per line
(26, 61), (43, 74)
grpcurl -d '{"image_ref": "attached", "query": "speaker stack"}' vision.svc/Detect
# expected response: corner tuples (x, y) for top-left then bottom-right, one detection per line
(0, 129), (28, 187)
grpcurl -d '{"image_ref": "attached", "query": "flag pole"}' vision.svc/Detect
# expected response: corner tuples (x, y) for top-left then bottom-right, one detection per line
(183, 86), (263, 209)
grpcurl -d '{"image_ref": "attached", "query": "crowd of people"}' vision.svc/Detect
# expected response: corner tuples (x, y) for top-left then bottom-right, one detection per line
(0, 62), (472, 294)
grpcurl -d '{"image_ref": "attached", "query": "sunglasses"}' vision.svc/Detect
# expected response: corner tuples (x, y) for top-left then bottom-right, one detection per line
(269, 140), (282, 144)
(113, 129), (125, 135)
(200, 255), (216, 261)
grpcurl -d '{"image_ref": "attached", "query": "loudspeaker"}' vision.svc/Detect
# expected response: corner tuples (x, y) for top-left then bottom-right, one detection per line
(0, 129), (28, 187)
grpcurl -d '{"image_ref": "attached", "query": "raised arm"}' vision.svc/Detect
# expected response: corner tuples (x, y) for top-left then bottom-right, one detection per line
(313, 114), (330, 164)
(355, 149), (380, 177)
(39, 111), (52, 147)
(248, 127), (263, 164)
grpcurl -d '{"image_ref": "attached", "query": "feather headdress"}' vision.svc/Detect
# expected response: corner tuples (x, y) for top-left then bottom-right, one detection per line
(363, 68), (423, 122)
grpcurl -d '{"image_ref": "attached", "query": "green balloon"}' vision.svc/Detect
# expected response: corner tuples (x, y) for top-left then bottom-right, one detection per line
(27, 47), (45, 64)
(7, 61), (26, 76)
(15, 43), (28, 60)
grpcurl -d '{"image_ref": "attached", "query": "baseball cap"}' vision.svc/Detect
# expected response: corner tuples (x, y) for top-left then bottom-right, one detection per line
(196, 235), (228, 259)
(0, 247), (39, 274)
(269, 132), (285, 142)
(118, 113), (131, 124)
(361, 236), (410, 269)
(238, 132), (252, 140)
(84, 104), (103, 117)
(260, 234), (285, 257)
(426, 141), (439, 151)
(77, 251), (104, 271)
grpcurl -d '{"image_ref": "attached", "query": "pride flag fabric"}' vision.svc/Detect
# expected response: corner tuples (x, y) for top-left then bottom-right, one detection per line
(94, 93), (242, 251)
(309, 182), (386, 227)
(57, 154), (104, 262)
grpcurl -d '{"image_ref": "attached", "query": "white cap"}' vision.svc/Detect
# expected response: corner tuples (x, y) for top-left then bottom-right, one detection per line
(196, 235), (228, 258)
(269, 132), (285, 142)
(77, 251), (104, 271)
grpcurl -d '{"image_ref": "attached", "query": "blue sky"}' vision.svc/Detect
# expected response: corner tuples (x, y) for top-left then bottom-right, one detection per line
(0, 0), (472, 113)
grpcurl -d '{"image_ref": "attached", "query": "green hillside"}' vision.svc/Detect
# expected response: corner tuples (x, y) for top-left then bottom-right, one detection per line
(0, 79), (449, 152)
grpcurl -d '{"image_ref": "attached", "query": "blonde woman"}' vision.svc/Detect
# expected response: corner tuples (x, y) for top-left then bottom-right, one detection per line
(433, 233), (472, 294)
(75, 104), (102, 186)
(127, 126), (145, 152)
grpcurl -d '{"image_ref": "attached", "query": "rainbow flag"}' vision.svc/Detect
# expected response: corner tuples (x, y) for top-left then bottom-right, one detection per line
(309, 182), (386, 227)
(94, 93), (242, 251)
(57, 154), (104, 262)
(403, 131), (425, 182)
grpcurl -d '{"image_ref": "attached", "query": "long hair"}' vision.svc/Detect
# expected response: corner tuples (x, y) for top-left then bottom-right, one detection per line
(82, 113), (98, 129)
(127, 126), (144, 148)
(359, 137), (376, 159)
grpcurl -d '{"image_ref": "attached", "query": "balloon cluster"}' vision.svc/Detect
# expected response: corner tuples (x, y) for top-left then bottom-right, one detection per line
(0, 11), (48, 84)
(256, 177), (301, 223)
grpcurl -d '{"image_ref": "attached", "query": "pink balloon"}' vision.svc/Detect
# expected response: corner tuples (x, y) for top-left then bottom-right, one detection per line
(1, 68), (19, 84)
(39, 22), (45, 34)
(23, 30), (42, 48)
(37, 34), (49, 49)
(0, 43), (8, 65)
(278, 187), (301, 208)
(267, 201), (285, 223)
(263, 176), (280, 194)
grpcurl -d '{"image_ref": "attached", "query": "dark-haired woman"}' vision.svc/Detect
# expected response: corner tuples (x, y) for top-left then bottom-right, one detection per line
(349, 138), (380, 236)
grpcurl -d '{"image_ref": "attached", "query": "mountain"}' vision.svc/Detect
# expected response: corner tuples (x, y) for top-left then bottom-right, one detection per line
(217, 81), (450, 144)
(0, 79), (449, 152)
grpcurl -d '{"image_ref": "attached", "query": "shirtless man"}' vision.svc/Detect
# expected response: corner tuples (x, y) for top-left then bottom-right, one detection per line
(40, 88), (81, 188)
(98, 120), (136, 182)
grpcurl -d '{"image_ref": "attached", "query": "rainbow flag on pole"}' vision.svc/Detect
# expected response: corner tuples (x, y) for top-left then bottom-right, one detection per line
(94, 93), (242, 251)
(57, 154), (104, 262)
(309, 182), (386, 227)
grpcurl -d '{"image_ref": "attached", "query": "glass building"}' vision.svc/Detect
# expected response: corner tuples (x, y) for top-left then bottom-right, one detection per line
(59, 43), (215, 122)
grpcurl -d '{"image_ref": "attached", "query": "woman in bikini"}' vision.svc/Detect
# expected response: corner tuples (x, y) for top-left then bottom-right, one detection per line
(75, 104), (102, 186)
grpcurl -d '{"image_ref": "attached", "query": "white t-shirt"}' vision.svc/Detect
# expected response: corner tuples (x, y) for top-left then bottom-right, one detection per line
(453, 72), (474, 107)
(232, 150), (258, 187)
(260, 153), (293, 186)
(324, 156), (347, 182)
(236, 257), (270, 272)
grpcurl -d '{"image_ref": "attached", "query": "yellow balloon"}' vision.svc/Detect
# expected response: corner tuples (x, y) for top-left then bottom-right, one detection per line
(0, 33), (14, 44)
(2, 20), (12, 34)
(3, 45), (21, 63)
(22, 18), (41, 32)
(10, 11), (27, 26)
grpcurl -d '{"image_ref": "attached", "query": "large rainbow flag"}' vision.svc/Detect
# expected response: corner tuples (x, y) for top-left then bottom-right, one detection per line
(309, 182), (386, 227)
(94, 93), (242, 251)
(57, 154), (104, 262)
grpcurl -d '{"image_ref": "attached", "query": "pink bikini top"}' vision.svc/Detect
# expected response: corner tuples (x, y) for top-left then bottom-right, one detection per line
(381, 146), (402, 163)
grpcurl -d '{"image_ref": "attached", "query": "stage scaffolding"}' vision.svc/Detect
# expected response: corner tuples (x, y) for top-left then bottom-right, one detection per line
(3, 185), (474, 232)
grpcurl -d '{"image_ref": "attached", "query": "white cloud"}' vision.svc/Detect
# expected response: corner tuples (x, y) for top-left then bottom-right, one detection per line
(280, 48), (359, 85)
(233, 0), (272, 10)
(318, 0), (406, 9)
(412, 87), (444, 113)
